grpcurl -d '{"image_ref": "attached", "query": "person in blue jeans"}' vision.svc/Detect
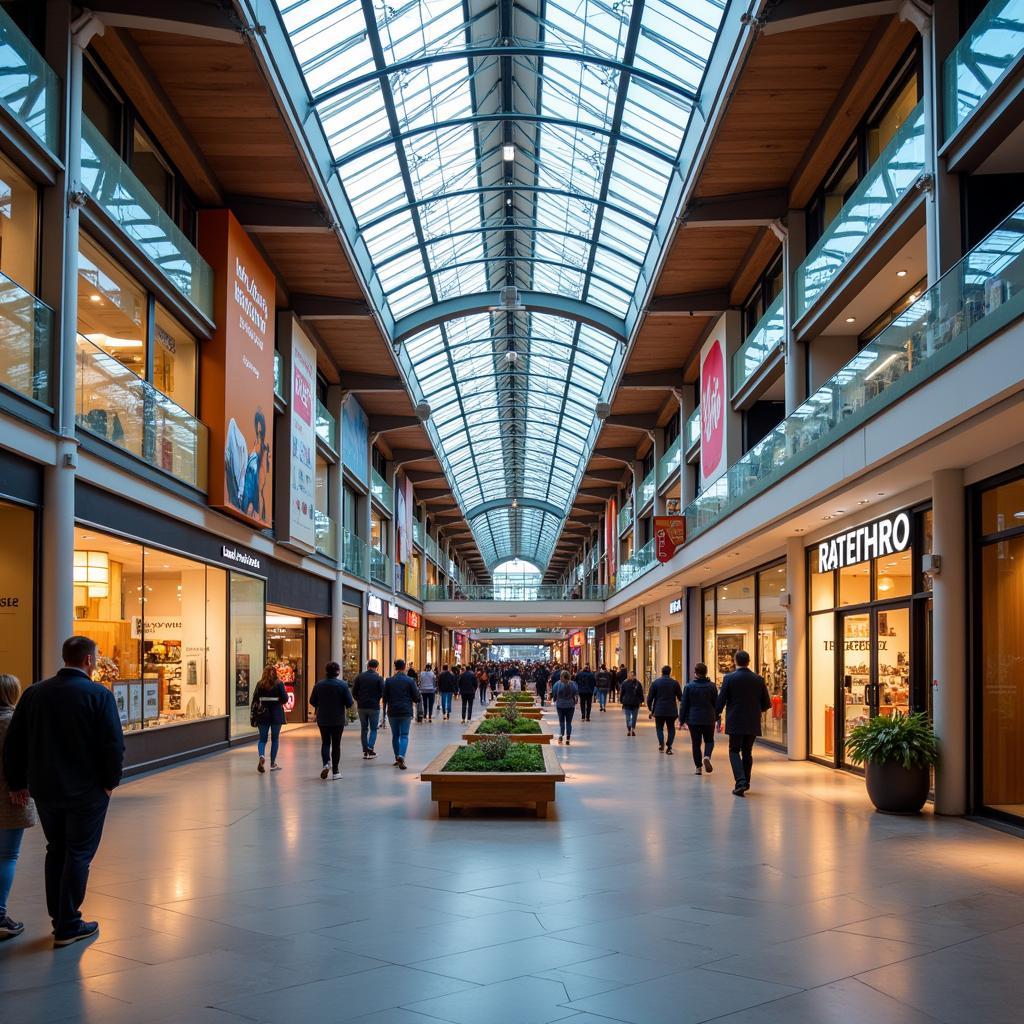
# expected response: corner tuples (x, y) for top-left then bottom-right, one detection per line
(595, 666), (612, 712)
(619, 674), (644, 737)
(252, 665), (288, 773)
(0, 674), (36, 939)
(382, 659), (420, 770)
(551, 670), (579, 746)
(436, 665), (457, 720)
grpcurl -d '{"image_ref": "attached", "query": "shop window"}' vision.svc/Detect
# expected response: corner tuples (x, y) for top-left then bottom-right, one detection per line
(839, 562), (871, 606)
(874, 547), (913, 600)
(131, 125), (174, 216)
(83, 60), (123, 150)
(810, 552), (835, 610)
(266, 612), (305, 720)
(758, 565), (788, 744)
(0, 151), (38, 292)
(0, 501), (35, 685)
(810, 611), (836, 760)
(371, 510), (385, 552)
(342, 603), (360, 680)
(703, 587), (715, 679)
(714, 575), (755, 678)
(229, 571), (265, 736)
(981, 478), (1024, 535)
(867, 74), (918, 163)
(152, 305), (197, 414)
(368, 607), (383, 666)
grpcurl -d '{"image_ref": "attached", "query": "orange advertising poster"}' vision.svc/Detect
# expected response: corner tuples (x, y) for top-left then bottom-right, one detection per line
(198, 210), (276, 529)
(654, 516), (686, 563)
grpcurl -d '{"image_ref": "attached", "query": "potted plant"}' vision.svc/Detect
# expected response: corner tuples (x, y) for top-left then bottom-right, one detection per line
(845, 712), (938, 814)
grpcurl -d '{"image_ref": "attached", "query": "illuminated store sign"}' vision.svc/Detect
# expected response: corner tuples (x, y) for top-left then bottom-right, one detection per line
(817, 512), (911, 573)
(367, 594), (382, 615)
(387, 602), (399, 620)
(221, 545), (262, 571)
(668, 598), (682, 615)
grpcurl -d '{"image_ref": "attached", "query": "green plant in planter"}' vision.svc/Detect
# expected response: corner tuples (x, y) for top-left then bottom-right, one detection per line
(443, 743), (544, 773)
(502, 700), (522, 724)
(476, 717), (542, 735)
(479, 734), (511, 761)
(845, 712), (939, 770)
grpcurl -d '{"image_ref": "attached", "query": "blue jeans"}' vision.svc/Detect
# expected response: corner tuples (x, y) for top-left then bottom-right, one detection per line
(439, 692), (453, 715)
(257, 721), (282, 762)
(422, 692), (436, 718)
(358, 708), (379, 752)
(0, 827), (24, 916)
(390, 715), (412, 759)
(596, 689), (608, 709)
(623, 706), (639, 729)
(556, 706), (575, 739)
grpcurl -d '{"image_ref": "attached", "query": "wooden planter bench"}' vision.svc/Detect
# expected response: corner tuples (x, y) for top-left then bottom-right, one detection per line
(421, 744), (565, 818)
(463, 729), (551, 745)
(484, 707), (543, 719)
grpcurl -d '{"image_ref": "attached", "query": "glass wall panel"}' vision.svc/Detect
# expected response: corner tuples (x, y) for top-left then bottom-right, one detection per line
(368, 611), (383, 667)
(703, 587), (715, 679)
(153, 305), (197, 414)
(810, 612), (836, 760)
(714, 575), (755, 679)
(758, 564), (788, 744)
(342, 603), (360, 681)
(0, 151), (38, 291)
(839, 562), (871, 606)
(810, 553), (835, 611)
(0, 500), (34, 685)
(874, 547), (912, 600)
(230, 571), (265, 736)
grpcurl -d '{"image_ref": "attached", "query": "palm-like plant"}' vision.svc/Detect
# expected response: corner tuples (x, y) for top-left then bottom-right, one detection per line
(845, 712), (939, 770)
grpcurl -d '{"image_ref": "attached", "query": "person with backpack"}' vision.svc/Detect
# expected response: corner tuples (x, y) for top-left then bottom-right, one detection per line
(309, 662), (354, 780)
(251, 665), (288, 772)
(619, 673), (644, 737)
(680, 663), (720, 776)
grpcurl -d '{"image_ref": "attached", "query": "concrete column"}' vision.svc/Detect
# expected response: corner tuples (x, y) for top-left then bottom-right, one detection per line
(42, 11), (104, 675)
(785, 536), (808, 760)
(930, 2), (963, 277)
(932, 468), (967, 815)
(327, 385), (346, 666)
(781, 212), (808, 415)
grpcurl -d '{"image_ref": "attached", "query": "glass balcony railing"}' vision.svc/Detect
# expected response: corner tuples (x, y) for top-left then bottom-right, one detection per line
(0, 270), (54, 406)
(618, 501), (633, 535)
(686, 199), (1024, 540)
(369, 546), (392, 586)
(273, 350), (284, 400)
(314, 510), (337, 560)
(796, 101), (926, 321)
(686, 407), (701, 452)
(616, 538), (656, 591)
(422, 582), (611, 601)
(639, 468), (656, 509)
(316, 399), (337, 450)
(0, 8), (59, 152)
(81, 117), (215, 320)
(342, 527), (368, 579)
(658, 435), (681, 484)
(370, 467), (393, 511)
(413, 517), (424, 548)
(76, 335), (208, 490)
(945, 0), (1024, 138)
(732, 294), (785, 396)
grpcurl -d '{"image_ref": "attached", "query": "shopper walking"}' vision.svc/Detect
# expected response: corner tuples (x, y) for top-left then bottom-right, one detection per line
(680, 663), (719, 776)
(575, 664), (596, 721)
(613, 664), (626, 703)
(717, 650), (771, 796)
(310, 662), (354, 780)
(251, 665), (288, 772)
(646, 665), (683, 754)
(457, 664), (478, 722)
(0, 675), (35, 940)
(437, 664), (457, 720)
(382, 659), (420, 770)
(2, 636), (124, 947)
(418, 663), (437, 721)
(594, 664), (611, 713)
(352, 658), (384, 759)
(619, 672), (644, 737)
(477, 666), (489, 707)
(551, 670), (579, 745)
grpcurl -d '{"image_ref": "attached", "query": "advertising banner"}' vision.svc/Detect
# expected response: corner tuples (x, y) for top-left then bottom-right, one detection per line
(397, 474), (414, 564)
(198, 209), (276, 528)
(606, 497), (617, 586)
(699, 315), (729, 491)
(342, 395), (369, 485)
(289, 321), (317, 551)
(653, 516), (686, 563)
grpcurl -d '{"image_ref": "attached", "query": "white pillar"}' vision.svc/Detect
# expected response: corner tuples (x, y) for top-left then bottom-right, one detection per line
(932, 468), (967, 815)
(781, 213), (808, 415)
(785, 536), (808, 760)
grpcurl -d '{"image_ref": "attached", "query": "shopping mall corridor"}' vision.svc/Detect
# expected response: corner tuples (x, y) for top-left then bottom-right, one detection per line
(2, 705), (1023, 1024)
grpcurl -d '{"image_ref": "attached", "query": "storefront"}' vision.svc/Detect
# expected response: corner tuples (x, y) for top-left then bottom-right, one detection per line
(621, 611), (638, 675)
(0, 488), (38, 688)
(425, 620), (442, 667)
(569, 631), (584, 665)
(341, 587), (363, 682)
(703, 562), (789, 746)
(808, 507), (932, 769)
(367, 593), (385, 666)
(604, 616), (620, 670)
(971, 472), (1024, 825)
(265, 610), (313, 721)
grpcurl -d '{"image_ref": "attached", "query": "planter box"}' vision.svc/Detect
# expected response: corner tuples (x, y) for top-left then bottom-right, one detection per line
(421, 743), (565, 818)
(485, 707), (543, 719)
(463, 729), (551, 744)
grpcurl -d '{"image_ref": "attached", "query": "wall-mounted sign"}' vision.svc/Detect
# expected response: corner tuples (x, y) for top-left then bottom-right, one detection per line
(570, 631), (584, 648)
(817, 511), (911, 574)
(199, 209), (276, 529)
(221, 544), (262, 571)
(288, 321), (317, 551)
(367, 594), (383, 615)
(387, 602), (399, 621)
(654, 516), (686, 563)
(668, 598), (683, 615)
(699, 323), (728, 489)
(622, 612), (637, 631)
(406, 610), (421, 629)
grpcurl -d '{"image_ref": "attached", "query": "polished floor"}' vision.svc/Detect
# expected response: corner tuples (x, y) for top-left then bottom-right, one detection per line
(3, 702), (1024, 1023)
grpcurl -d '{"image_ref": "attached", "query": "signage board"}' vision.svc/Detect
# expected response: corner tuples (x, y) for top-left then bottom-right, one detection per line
(817, 511), (912, 573)
(654, 515), (686, 563)
(407, 610), (421, 629)
(367, 594), (383, 615)
(698, 313), (734, 490)
(199, 209), (276, 528)
(387, 602), (399, 621)
(288, 321), (317, 551)
(668, 598), (682, 615)
(221, 545), (262, 571)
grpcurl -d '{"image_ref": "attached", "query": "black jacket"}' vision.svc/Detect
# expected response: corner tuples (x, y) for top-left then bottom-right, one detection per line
(646, 674), (683, 717)
(3, 668), (124, 802)
(616, 666), (628, 684)
(595, 670), (611, 691)
(619, 678), (644, 708)
(457, 670), (478, 697)
(382, 673), (420, 718)
(717, 667), (771, 736)
(437, 670), (458, 693)
(352, 670), (384, 709)
(680, 679), (719, 726)
(252, 682), (289, 725)
(533, 665), (548, 686)
(310, 678), (354, 727)
(575, 670), (596, 695)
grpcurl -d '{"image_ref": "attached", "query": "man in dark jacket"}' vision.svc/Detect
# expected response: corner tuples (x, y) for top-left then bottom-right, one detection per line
(436, 664), (457, 720)
(646, 666), (683, 754)
(352, 659), (385, 759)
(716, 650), (771, 796)
(619, 674), (644, 736)
(575, 665), (596, 721)
(533, 663), (549, 706)
(3, 636), (124, 947)
(457, 665), (479, 722)
(680, 663), (719, 776)
(310, 662), (354, 780)
(382, 659), (420, 770)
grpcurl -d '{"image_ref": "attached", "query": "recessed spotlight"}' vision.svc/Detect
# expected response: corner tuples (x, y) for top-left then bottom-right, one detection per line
(857, 499), (870, 505)
(89, 293), (102, 302)
(908, 293), (919, 301)
(845, 316), (856, 324)
(822, 514), (833, 520)
(834, 509), (846, 515)
(896, 269), (908, 278)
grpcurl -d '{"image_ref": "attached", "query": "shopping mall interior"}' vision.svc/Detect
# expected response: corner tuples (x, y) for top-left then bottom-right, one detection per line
(3, 0), (1024, 1020)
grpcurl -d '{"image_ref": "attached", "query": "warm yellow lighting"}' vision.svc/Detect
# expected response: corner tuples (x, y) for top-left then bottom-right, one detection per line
(877, 576), (894, 592)
(73, 549), (110, 598)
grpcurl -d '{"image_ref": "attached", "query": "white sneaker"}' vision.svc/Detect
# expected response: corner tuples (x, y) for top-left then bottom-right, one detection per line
(270, 763), (282, 772)
(331, 772), (342, 781)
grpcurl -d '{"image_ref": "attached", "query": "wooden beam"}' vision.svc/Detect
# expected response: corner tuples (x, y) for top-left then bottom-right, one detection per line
(584, 467), (627, 482)
(681, 188), (787, 226)
(340, 372), (405, 392)
(228, 195), (331, 233)
(292, 293), (371, 318)
(620, 371), (685, 390)
(647, 289), (731, 316)
(592, 447), (637, 464)
(90, 1), (242, 41)
(369, 416), (421, 433)
(604, 413), (658, 431)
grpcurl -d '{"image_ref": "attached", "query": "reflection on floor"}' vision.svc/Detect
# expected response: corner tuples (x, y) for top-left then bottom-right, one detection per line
(989, 805), (1024, 819)
(3, 703), (1024, 1023)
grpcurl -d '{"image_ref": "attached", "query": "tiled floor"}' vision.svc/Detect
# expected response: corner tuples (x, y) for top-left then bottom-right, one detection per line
(3, 703), (1024, 1023)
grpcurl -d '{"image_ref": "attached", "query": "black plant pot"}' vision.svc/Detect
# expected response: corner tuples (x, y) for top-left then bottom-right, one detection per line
(864, 759), (930, 814)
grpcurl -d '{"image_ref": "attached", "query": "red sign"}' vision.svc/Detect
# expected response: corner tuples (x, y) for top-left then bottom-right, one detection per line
(570, 631), (585, 648)
(700, 337), (725, 479)
(406, 611), (421, 629)
(654, 516), (686, 563)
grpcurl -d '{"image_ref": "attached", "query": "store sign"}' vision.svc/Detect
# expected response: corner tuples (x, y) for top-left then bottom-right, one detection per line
(367, 594), (383, 615)
(622, 612), (636, 630)
(570, 631), (584, 648)
(131, 616), (182, 639)
(586, 628), (595, 640)
(654, 515), (686, 563)
(387, 602), (399, 621)
(699, 324), (728, 488)
(199, 209), (276, 529)
(288, 321), (317, 551)
(817, 512), (911, 573)
(669, 598), (682, 615)
(221, 545), (262, 571)
(407, 610), (421, 629)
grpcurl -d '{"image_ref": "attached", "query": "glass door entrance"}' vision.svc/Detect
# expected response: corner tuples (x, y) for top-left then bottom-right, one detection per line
(840, 613), (871, 766)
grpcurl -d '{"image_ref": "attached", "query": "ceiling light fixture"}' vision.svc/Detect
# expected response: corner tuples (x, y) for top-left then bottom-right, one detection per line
(502, 143), (515, 162)
(845, 316), (856, 324)
(896, 269), (908, 278)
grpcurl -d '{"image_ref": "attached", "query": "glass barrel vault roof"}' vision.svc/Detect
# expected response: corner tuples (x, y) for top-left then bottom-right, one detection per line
(275, 0), (726, 570)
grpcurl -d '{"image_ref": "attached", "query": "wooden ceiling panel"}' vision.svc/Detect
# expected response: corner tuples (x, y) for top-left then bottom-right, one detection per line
(655, 227), (759, 295)
(315, 321), (396, 375)
(628, 316), (709, 376)
(258, 234), (364, 299)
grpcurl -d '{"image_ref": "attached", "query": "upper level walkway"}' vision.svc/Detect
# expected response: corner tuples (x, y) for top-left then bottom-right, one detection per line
(2, 705), (1022, 1023)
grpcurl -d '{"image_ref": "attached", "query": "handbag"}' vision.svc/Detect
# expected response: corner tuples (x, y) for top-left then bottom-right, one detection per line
(250, 691), (270, 728)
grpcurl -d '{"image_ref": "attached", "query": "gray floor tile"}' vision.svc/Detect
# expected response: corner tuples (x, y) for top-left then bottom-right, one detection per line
(407, 975), (578, 1024)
